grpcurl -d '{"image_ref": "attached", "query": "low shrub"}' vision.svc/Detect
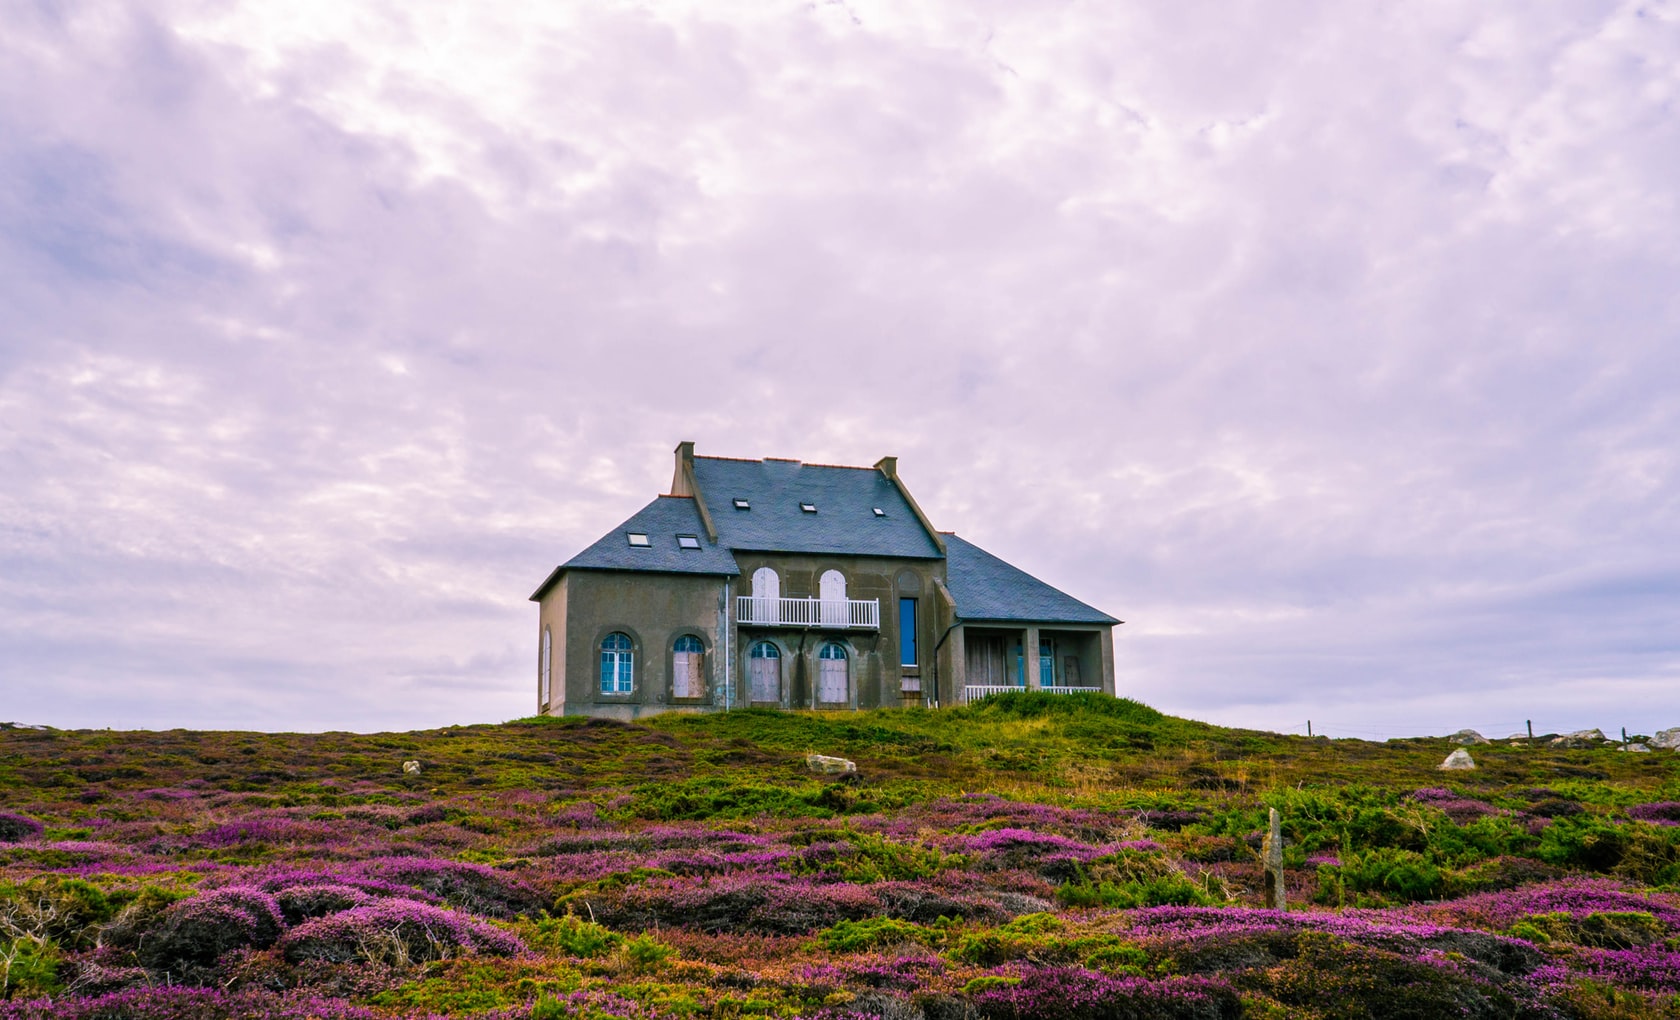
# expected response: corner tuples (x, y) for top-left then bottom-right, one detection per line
(1508, 911), (1665, 949)
(1, 935), (62, 1000)
(1315, 848), (1442, 905)
(1248, 931), (1518, 1019)
(273, 884), (374, 925)
(280, 900), (525, 965)
(351, 858), (542, 919)
(964, 966), (1239, 1020)
(135, 888), (284, 973)
(0, 816), (43, 844)
(520, 913), (623, 958)
(1539, 816), (1628, 872)
(813, 917), (943, 953)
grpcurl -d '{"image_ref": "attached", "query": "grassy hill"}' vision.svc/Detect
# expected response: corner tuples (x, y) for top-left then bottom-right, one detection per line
(3, 693), (1679, 1018)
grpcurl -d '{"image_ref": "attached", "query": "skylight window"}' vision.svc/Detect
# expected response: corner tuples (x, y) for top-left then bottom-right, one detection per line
(627, 532), (651, 547)
(677, 534), (701, 550)
(733, 498), (750, 510)
(800, 502), (817, 513)
(872, 507), (886, 517)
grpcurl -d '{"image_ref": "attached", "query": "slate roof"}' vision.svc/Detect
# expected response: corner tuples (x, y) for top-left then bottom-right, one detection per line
(944, 533), (1120, 625)
(528, 496), (738, 600)
(689, 456), (943, 559)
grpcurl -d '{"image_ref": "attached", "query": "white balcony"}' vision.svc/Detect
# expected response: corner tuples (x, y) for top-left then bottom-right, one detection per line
(737, 596), (880, 629)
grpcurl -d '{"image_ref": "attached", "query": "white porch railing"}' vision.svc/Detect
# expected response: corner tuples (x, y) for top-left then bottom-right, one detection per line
(963, 684), (1026, 701)
(737, 596), (880, 629)
(963, 684), (1102, 701)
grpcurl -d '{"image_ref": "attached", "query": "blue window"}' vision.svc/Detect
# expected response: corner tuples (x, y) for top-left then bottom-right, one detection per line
(899, 598), (918, 666)
(599, 632), (633, 694)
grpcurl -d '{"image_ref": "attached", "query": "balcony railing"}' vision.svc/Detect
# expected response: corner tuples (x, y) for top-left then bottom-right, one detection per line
(737, 596), (880, 629)
(964, 684), (1102, 701)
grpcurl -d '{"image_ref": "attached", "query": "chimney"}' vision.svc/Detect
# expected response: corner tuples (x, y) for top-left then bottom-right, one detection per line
(874, 456), (898, 478)
(671, 441), (696, 496)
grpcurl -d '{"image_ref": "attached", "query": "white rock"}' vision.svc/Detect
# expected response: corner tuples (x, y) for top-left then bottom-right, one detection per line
(402, 760), (421, 775)
(1448, 729), (1490, 745)
(1549, 729), (1608, 749)
(1621, 743), (1651, 753)
(806, 753), (857, 775)
(1438, 749), (1477, 770)
(1651, 728), (1680, 750)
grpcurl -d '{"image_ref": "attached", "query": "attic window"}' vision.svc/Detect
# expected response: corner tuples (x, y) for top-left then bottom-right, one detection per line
(872, 507), (886, 517)
(626, 532), (651, 547)
(676, 534), (701, 550)
(800, 502), (817, 513)
(733, 498), (750, 510)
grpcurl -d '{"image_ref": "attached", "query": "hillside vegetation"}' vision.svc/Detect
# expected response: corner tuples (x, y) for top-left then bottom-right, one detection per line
(3, 693), (1680, 1019)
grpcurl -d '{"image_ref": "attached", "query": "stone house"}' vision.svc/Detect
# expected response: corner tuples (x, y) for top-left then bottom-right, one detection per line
(529, 442), (1120, 718)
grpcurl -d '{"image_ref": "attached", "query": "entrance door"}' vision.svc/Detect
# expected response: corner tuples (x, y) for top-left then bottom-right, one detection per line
(749, 642), (781, 703)
(817, 642), (849, 705)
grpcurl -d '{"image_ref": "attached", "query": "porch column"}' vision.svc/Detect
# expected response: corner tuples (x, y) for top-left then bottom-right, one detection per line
(1023, 626), (1041, 690)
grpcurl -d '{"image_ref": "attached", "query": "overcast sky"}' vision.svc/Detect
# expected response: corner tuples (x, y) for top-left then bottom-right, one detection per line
(2, 0), (1677, 739)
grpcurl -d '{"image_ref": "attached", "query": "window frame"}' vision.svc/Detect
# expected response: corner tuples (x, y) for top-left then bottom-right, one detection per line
(898, 598), (918, 667)
(626, 532), (651, 548)
(599, 632), (635, 695)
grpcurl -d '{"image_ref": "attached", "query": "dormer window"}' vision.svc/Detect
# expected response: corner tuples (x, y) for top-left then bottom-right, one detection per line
(733, 498), (750, 510)
(676, 534), (700, 550)
(800, 502), (817, 513)
(627, 532), (651, 547)
(872, 507), (886, 517)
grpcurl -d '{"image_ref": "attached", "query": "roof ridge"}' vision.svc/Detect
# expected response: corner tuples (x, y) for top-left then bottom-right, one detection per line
(693, 454), (878, 472)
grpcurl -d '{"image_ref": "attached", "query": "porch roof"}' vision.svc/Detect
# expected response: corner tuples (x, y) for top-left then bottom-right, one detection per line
(944, 534), (1119, 625)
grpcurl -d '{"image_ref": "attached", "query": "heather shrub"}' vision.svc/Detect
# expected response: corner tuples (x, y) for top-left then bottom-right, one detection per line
(352, 858), (542, 918)
(1628, 803), (1680, 826)
(814, 917), (943, 953)
(136, 888), (285, 972)
(577, 874), (882, 935)
(1248, 931), (1518, 1019)
(280, 900), (525, 965)
(0, 816), (42, 845)
(273, 884), (374, 925)
(0, 986), (389, 1019)
(963, 966), (1239, 1020)
(1508, 910), (1665, 949)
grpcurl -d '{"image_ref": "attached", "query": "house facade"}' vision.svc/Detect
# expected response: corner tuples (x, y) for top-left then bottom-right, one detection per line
(529, 443), (1120, 718)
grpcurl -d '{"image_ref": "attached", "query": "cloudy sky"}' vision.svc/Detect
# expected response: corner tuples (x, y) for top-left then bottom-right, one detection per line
(2, 0), (1677, 738)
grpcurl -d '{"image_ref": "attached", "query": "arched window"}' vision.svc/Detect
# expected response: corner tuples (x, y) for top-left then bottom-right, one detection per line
(749, 641), (781, 703)
(673, 635), (703, 699)
(817, 642), (849, 705)
(540, 627), (552, 707)
(819, 569), (847, 626)
(599, 633), (633, 694)
(747, 567), (780, 625)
